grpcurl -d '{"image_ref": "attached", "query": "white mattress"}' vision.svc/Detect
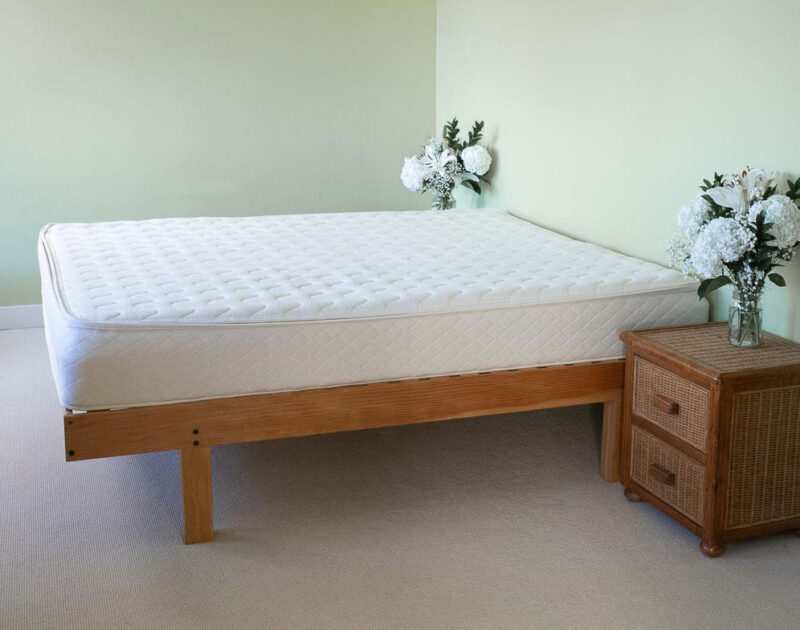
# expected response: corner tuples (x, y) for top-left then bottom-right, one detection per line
(39, 209), (708, 411)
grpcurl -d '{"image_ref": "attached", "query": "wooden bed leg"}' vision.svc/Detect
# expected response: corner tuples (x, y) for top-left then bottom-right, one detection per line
(600, 394), (622, 483)
(182, 446), (214, 544)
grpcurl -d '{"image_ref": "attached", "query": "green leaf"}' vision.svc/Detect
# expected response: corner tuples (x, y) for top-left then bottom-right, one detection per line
(465, 120), (484, 147)
(462, 180), (481, 194)
(700, 172), (726, 192)
(769, 272), (786, 287)
(697, 275), (731, 300)
(701, 193), (727, 218)
(442, 117), (461, 150)
(786, 175), (800, 202)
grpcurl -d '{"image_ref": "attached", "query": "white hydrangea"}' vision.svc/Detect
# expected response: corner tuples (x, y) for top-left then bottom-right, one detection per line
(677, 195), (713, 238)
(690, 217), (756, 278)
(667, 234), (693, 275)
(400, 156), (428, 192)
(748, 194), (800, 250)
(461, 145), (492, 176)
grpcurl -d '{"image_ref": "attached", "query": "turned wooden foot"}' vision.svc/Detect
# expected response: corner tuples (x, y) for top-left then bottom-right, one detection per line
(624, 488), (642, 502)
(700, 539), (725, 557)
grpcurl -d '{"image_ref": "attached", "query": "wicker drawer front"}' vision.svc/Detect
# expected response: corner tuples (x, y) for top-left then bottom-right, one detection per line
(631, 426), (705, 524)
(633, 357), (709, 451)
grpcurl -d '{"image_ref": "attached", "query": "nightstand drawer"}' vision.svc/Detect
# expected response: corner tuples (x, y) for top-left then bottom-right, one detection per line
(633, 357), (709, 451)
(631, 426), (705, 524)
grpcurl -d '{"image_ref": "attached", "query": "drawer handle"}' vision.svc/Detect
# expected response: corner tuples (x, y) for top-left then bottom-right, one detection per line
(652, 394), (680, 415)
(649, 463), (676, 486)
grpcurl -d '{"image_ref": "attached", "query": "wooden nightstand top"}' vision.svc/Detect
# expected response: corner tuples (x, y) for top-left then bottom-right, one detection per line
(621, 323), (800, 379)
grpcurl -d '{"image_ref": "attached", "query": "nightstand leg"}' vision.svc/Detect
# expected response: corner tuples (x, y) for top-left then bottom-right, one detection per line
(795, 530), (800, 538)
(700, 538), (725, 557)
(623, 488), (642, 502)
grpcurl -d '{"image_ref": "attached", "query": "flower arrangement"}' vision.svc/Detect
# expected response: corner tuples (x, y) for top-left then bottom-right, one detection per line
(669, 168), (800, 346)
(401, 118), (492, 210)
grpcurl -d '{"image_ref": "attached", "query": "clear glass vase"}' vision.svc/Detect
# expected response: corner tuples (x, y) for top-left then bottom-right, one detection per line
(431, 193), (455, 211)
(728, 289), (762, 348)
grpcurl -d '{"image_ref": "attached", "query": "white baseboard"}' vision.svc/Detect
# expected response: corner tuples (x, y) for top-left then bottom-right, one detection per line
(0, 304), (44, 330)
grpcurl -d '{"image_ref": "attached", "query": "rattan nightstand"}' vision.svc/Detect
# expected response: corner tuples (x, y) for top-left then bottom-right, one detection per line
(620, 323), (800, 557)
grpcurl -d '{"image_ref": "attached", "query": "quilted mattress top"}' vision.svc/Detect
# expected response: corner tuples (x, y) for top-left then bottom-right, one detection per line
(39, 209), (697, 326)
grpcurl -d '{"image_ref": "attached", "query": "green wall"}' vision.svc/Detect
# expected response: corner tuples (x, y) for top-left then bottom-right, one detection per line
(4, 0), (799, 342)
(0, 0), (436, 305)
(437, 0), (800, 341)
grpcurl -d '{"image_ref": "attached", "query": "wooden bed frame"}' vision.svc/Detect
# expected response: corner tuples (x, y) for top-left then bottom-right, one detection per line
(63, 359), (624, 543)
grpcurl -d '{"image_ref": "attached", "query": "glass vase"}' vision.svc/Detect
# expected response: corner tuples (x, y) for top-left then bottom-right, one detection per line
(431, 193), (455, 211)
(728, 289), (762, 348)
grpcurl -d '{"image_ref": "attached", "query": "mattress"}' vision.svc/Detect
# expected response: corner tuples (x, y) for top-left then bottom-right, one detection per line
(39, 209), (708, 411)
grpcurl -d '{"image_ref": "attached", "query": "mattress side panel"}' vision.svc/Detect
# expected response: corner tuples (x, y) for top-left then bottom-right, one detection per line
(60, 290), (709, 411)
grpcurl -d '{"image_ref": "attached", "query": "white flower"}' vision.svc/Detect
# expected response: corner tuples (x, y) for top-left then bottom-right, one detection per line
(667, 234), (693, 275)
(426, 136), (444, 153)
(400, 156), (428, 192)
(461, 145), (492, 176)
(690, 217), (756, 278)
(739, 168), (767, 196)
(677, 195), (713, 238)
(420, 145), (458, 176)
(739, 168), (778, 201)
(705, 168), (776, 213)
(705, 184), (747, 213)
(748, 194), (800, 250)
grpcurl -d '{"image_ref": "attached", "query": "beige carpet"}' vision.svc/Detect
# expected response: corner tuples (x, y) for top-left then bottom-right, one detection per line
(1, 328), (799, 630)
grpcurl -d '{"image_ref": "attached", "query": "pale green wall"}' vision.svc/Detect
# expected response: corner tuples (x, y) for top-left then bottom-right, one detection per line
(437, 0), (800, 341)
(5, 0), (800, 341)
(0, 0), (435, 306)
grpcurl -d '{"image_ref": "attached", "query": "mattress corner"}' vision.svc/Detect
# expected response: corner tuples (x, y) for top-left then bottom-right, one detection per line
(38, 223), (55, 242)
(38, 224), (80, 327)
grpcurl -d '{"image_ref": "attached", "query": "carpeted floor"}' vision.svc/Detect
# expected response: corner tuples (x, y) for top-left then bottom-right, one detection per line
(1, 328), (799, 629)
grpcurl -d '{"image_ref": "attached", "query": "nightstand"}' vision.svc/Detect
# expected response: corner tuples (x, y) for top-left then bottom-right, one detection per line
(619, 323), (800, 557)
